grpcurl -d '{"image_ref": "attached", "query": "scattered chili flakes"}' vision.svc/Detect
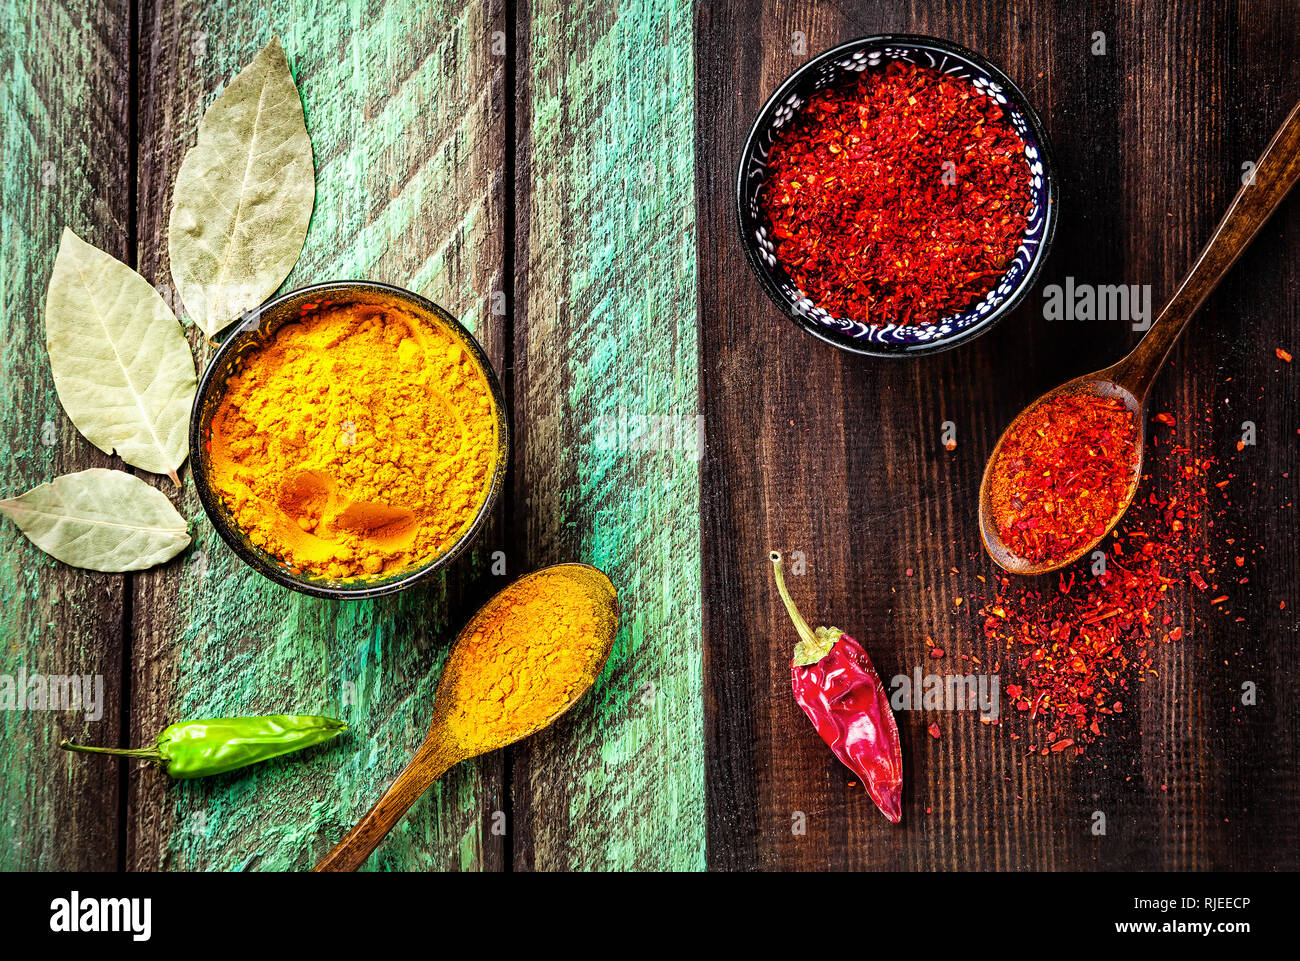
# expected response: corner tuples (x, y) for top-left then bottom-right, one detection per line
(927, 722), (942, 739)
(1277, 347), (1292, 363)
(760, 61), (1033, 327)
(977, 429), (1229, 754)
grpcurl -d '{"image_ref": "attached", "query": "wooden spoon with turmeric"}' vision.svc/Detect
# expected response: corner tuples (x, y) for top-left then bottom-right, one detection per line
(312, 562), (619, 871)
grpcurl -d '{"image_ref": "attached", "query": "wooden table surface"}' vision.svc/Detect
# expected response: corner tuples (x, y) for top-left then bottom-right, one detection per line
(1, 0), (1296, 871)
(700, 0), (1299, 870)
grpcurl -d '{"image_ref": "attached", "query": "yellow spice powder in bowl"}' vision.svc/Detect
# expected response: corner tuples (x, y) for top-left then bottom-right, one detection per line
(191, 282), (508, 598)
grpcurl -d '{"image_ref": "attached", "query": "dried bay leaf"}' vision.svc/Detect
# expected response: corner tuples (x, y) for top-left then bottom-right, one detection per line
(45, 229), (197, 483)
(168, 36), (316, 338)
(0, 469), (191, 572)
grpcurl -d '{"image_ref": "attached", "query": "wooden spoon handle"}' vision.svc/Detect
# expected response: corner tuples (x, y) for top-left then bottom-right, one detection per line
(312, 735), (461, 872)
(1115, 98), (1300, 398)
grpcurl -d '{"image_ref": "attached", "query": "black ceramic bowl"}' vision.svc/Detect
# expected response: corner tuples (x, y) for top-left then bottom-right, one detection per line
(190, 281), (509, 600)
(737, 35), (1058, 357)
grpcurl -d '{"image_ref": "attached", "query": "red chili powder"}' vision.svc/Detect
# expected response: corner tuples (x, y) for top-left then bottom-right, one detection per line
(980, 418), (1223, 754)
(989, 392), (1140, 565)
(760, 60), (1033, 327)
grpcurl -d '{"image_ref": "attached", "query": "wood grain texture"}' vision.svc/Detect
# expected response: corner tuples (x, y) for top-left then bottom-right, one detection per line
(3, 0), (704, 873)
(13, 0), (1290, 875)
(699, 0), (1299, 869)
(0, 0), (129, 871)
(511, 0), (705, 870)
(128, 0), (510, 871)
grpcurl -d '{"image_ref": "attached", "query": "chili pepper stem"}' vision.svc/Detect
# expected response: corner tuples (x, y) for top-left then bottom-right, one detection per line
(769, 552), (815, 644)
(59, 739), (163, 761)
(769, 551), (841, 666)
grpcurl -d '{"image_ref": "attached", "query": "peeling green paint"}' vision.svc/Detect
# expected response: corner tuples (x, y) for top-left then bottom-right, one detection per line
(1, 0), (130, 871)
(514, 0), (704, 869)
(3, 0), (702, 872)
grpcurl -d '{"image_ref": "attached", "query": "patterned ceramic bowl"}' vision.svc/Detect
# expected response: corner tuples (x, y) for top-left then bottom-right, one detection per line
(736, 35), (1057, 357)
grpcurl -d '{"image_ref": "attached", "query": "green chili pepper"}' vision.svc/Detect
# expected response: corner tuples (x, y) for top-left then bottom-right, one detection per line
(60, 715), (347, 779)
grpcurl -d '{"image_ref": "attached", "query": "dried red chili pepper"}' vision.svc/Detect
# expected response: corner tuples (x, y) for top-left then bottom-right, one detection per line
(769, 551), (903, 822)
(988, 391), (1140, 565)
(761, 60), (1033, 327)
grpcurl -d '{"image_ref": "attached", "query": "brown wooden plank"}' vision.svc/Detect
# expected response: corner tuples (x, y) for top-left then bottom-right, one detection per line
(0, 0), (129, 871)
(699, 0), (1300, 869)
(1120, 0), (1300, 871)
(128, 0), (510, 870)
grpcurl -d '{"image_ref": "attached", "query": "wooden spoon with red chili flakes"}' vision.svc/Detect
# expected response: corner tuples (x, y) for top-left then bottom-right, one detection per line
(980, 97), (1300, 576)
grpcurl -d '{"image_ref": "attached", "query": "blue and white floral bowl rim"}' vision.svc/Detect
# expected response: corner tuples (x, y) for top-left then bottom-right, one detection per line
(736, 34), (1059, 358)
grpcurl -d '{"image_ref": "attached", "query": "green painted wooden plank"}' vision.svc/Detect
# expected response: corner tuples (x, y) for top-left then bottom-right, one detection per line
(0, 0), (130, 871)
(129, 0), (510, 871)
(511, 0), (705, 869)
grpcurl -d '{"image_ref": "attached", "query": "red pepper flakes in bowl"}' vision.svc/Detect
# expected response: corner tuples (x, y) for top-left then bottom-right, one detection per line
(760, 61), (1033, 327)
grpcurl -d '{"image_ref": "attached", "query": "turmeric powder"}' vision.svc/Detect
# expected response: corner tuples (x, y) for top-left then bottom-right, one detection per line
(208, 300), (499, 581)
(438, 566), (615, 754)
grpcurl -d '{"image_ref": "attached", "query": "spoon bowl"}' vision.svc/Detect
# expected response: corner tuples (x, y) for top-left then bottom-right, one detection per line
(978, 373), (1144, 576)
(312, 563), (618, 871)
(430, 563), (619, 754)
